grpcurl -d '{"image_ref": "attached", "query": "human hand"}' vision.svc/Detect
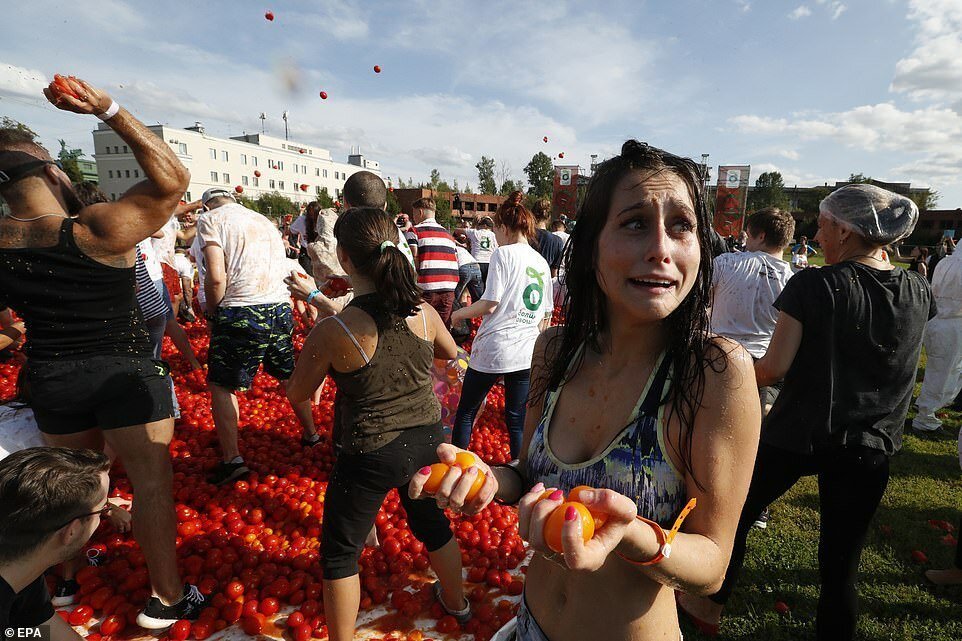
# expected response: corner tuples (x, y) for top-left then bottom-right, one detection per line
(106, 498), (133, 534)
(284, 270), (317, 301)
(450, 309), (467, 326)
(408, 443), (499, 516)
(175, 200), (202, 218)
(518, 486), (641, 572)
(43, 75), (113, 116)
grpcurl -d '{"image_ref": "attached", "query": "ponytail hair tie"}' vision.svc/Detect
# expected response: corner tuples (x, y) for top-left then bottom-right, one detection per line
(379, 240), (395, 254)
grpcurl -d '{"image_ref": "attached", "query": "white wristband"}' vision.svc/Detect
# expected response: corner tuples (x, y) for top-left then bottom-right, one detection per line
(97, 101), (120, 121)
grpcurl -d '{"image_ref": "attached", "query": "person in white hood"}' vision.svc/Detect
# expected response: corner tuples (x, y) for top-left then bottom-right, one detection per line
(912, 245), (962, 436)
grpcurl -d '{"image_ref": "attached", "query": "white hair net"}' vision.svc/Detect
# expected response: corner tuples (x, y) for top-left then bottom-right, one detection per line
(819, 184), (919, 245)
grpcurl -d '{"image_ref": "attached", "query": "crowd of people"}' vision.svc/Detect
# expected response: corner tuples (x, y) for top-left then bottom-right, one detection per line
(0, 74), (958, 641)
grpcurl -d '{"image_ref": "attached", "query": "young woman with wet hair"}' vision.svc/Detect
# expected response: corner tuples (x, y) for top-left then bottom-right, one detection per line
(287, 207), (468, 641)
(412, 141), (761, 640)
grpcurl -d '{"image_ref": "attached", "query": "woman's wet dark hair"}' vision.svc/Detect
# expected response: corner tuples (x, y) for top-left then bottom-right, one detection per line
(305, 202), (321, 244)
(540, 139), (724, 488)
(333, 207), (422, 317)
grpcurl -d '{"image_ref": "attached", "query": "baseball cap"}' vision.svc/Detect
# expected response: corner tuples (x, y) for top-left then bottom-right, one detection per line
(201, 188), (235, 205)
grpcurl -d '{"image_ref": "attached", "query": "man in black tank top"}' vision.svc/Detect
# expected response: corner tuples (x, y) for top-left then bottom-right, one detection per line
(0, 76), (206, 628)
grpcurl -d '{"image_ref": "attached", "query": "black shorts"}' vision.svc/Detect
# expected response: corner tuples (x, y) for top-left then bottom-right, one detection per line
(322, 423), (454, 580)
(207, 303), (295, 391)
(27, 355), (175, 434)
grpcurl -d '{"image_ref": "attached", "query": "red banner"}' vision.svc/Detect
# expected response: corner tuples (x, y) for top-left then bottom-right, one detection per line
(552, 166), (579, 220)
(713, 165), (751, 236)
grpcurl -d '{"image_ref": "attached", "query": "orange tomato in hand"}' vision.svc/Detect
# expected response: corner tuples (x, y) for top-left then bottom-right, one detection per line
(568, 485), (609, 529)
(423, 463), (450, 495)
(543, 502), (595, 553)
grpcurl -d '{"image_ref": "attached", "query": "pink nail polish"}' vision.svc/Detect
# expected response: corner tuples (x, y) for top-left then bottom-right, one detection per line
(419, 466), (431, 475)
(549, 490), (564, 501)
(565, 506), (578, 521)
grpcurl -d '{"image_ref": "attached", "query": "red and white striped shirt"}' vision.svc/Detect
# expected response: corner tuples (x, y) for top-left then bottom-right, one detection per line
(406, 219), (460, 293)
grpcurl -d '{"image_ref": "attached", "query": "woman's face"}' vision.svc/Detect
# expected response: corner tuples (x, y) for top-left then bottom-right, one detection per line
(814, 213), (844, 264)
(595, 169), (701, 324)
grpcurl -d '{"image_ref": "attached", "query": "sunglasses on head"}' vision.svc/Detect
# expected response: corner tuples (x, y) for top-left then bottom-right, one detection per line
(0, 159), (65, 186)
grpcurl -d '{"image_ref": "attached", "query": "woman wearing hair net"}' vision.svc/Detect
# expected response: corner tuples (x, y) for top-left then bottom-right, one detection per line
(679, 185), (934, 641)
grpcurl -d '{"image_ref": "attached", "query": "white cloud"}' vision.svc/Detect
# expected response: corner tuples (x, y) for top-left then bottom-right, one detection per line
(735, 0), (751, 12)
(891, 0), (962, 102)
(831, 3), (847, 19)
(730, 103), (962, 189)
(789, 6), (812, 19)
(0, 63), (48, 100)
(285, 1), (369, 41)
(779, 149), (801, 160)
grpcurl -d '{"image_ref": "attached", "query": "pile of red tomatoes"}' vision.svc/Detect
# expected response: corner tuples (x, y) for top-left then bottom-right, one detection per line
(0, 307), (556, 641)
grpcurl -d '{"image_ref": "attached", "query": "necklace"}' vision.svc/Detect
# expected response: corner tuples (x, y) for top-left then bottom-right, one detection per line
(4, 213), (68, 222)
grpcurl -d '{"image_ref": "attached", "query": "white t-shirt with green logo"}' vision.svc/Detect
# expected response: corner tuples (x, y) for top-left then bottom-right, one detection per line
(470, 243), (553, 374)
(465, 228), (498, 264)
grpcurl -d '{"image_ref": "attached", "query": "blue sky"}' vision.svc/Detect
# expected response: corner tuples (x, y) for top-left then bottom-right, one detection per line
(3, 0), (962, 206)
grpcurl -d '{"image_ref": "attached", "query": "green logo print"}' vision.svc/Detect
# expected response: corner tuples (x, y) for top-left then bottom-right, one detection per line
(523, 266), (545, 311)
(480, 236), (492, 250)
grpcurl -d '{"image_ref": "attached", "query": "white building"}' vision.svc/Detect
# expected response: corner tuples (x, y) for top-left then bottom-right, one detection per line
(92, 122), (380, 206)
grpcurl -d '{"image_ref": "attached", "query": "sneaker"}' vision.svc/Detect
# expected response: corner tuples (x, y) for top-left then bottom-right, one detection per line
(753, 509), (769, 530)
(432, 580), (471, 624)
(911, 426), (945, 440)
(301, 432), (321, 447)
(207, 459), (249, 486)
(51, 578), (79, 607)
(136, 584), (207, 629)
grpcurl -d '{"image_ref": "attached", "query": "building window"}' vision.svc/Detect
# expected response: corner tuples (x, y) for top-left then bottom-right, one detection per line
(253, 177), (259, 187)
(185, 192), (191, 201)
(335, 189), (341, 199)
(125, 170), (130, 178)
(464, 201), (474, 210)
(278, 161), (284, 171)
(302, 165), (306, 173)
(315, 168), (320, 176)
(111, 193), (116, 200)
(267, 158), (272, 168)
(178, 143), (188, 155)
(210, 171), (218, 182)
(294, 165), (299, 174)
(242, 176), (249, 186)
(223, 173), (230, 184)
(334, 171), (339, 180)
(210, 148), (217, 159)
(279, 181), (285, 190)
(108, 170), (113, 178)
(323, 169), (328, 178)
(122, 145), (128, 153)
(316, 186), (321, 195)
(114, 146), (119, 153)
(134, 170), (140, 178)
(222, 150), (229, 162)
(252, 156), (258, 166)
(241, 154), (247, 165)
(269, 179), (276, 189)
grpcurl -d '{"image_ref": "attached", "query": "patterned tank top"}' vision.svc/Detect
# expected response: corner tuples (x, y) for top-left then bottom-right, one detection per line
(525, 349), (687, 528)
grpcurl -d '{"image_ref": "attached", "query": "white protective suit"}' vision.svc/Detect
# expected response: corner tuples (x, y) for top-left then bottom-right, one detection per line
(915, 251), (962, 443)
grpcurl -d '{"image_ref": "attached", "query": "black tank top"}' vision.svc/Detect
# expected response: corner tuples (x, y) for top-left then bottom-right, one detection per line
(0, 218), (151, 360)
(331, 294), (441, 454)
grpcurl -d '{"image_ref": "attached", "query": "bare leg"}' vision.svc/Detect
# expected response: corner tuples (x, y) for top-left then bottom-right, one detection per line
(209, 383), (241, 461)
(428, 538), (466, 612)
(103, 418), (183, 604)
(165, 318), (202, 370)
(323, 575), (360, 641)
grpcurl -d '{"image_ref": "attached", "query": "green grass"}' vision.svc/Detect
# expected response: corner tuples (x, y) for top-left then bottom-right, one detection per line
(687, 357), (962, 640)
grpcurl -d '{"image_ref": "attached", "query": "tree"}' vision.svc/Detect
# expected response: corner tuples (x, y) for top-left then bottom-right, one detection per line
(909, 189), (939, 212)
(386, 189), (401, 215)
(429, 169), (442, 193)
(0, 117), (38, 139)
(433, 194), (453, 228)
(241, 191), (297, 221)
(500, 179), (523, 196)
(463, 183), (474, 194)
(524, 152), (554, 199)
(795, 185), (833, 216)
(848, 173), (872, 184)
(315, 187), (334, 209)
(57, 140), (85, 184)
(476, 156), (497, 194)
(496, 160), (513, 193)
(747, 171), (790, 212)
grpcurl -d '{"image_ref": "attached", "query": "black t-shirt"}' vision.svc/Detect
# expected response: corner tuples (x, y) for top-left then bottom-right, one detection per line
(764, 262), (936, 456)
(0, 574), (55, 631)
(535, 229), (564, 271)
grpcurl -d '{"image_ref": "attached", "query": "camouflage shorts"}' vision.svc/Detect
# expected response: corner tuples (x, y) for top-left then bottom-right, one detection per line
(208, 303), (295, 391)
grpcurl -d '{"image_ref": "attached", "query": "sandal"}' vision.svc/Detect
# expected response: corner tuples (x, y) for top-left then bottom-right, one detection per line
(432, 580), (471, 624)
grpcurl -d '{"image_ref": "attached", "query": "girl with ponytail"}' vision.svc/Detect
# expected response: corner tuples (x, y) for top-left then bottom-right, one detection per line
(287, 207), (470, 640)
